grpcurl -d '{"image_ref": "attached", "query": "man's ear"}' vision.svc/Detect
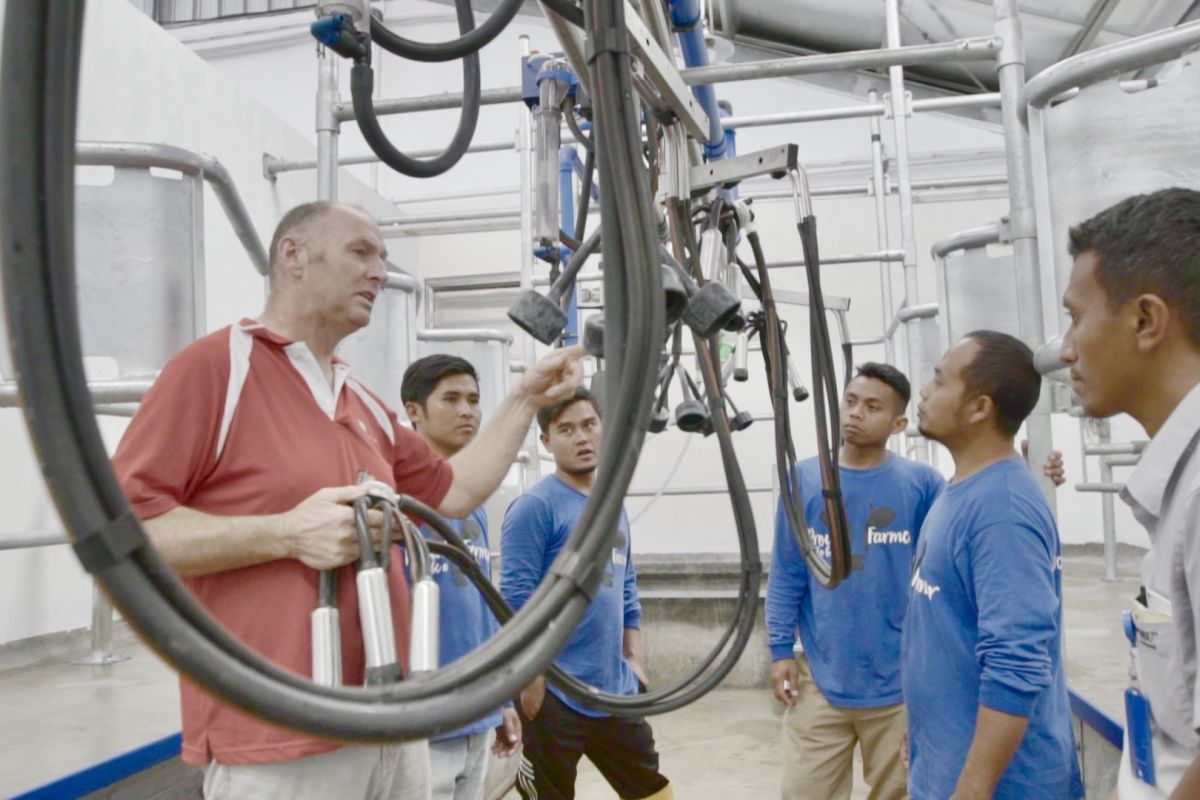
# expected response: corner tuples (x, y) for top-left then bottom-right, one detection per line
(892, 415), (909, 435)
(539, 431), (550, 447)
(276, 234), (306, 279)
(404, 401), (423, 428)
(965, 394), (993, 428)
(1132, 293), (1171, 354)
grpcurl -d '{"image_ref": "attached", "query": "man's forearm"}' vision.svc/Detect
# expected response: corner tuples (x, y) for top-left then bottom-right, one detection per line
(953, 706), (1030, 798)
(143, 506), (286, 577)
(1170, 754), (1200, 799)
(623, 627), (644, 663)
(443, 387), (537, 516)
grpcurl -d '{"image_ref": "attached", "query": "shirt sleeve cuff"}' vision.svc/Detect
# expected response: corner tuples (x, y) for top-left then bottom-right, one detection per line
(624, 614), (641, 630)
(979, 677), (1038, 716)
(770, 643), (796, 662)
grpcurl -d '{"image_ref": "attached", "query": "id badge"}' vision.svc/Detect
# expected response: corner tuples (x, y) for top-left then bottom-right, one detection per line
(1125, 687), (1157, 786)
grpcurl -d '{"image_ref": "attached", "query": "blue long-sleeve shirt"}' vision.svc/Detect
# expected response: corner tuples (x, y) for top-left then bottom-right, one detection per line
(766, 453), (944, 707)
(902, 457), (1082, 800)
(500, 474), (641, 718)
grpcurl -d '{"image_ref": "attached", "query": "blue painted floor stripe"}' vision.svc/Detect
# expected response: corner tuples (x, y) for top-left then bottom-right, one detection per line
(12, 732), (182, 799)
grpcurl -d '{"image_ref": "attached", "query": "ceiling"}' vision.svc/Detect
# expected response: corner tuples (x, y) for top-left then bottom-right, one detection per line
(708, 0), (1200, 92)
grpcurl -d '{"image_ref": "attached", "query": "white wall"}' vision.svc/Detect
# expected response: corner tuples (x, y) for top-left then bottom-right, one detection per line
(0, 0), (407, 646)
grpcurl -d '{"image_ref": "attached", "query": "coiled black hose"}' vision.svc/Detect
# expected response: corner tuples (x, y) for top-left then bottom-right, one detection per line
(350, 0), (481, 178)
(370, 0), (525, 62)
(0, 0), (661, 742)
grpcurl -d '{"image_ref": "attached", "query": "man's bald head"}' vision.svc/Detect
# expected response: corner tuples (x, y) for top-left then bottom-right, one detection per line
(268, 202), (376, 276)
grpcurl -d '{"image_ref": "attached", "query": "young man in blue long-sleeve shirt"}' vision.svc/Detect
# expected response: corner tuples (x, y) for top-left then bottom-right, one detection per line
(767, 362), (944, 800)
(905, 331), (1082, 800)
(401, 355), (522, 800)
(501, 387), (672, 800)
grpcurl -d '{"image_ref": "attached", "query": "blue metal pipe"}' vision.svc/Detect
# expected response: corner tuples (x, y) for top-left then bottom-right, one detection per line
(569, 149), (600, 201)
(669, 0), (726, 159)
(559, 146), (580, 344)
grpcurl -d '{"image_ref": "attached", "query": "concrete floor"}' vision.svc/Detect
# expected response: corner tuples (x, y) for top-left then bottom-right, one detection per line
(0, 546), (1142, 798)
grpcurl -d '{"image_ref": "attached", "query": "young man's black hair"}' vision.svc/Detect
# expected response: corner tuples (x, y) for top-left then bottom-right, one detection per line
(961, 330), (1040, 436)
(536, 387), (601, 434)
(854, 362), (911, 411)
(400, 354), (478, 409)
(1068, 187), (1200, 344)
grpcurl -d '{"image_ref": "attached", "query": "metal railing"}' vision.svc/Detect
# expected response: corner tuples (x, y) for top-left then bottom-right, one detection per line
(2, 141), (269, 667)
(1021, 19), (1200, 117)
(149, 0), (316, 25)
(77, 142), (268, 274)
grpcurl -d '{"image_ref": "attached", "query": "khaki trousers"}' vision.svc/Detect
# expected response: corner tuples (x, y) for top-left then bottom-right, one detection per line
(780, 656), (908, 800)
(203, 740), (431, 800)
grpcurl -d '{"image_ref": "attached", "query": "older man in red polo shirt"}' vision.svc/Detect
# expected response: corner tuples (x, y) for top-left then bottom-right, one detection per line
(112, 202), (583, 800)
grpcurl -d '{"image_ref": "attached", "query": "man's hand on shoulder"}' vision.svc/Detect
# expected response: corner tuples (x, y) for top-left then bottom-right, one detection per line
(1021, 439), (1066, 487)
(519, 345), (585, 407)
(770, 658), (799, 706)
(276, 484), (385, 570)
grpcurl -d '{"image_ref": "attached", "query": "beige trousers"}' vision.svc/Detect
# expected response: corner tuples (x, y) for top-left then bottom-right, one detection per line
(780, 655), (908, 800)
(203, 740), (431, 800)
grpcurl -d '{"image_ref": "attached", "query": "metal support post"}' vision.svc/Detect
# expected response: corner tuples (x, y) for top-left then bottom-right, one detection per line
(517, 36), (540, 492)
(1096, 419), (1118, 580)
(559, 147), (580, 344)
(72, 581), (129, 665)
(316, 48), (339, 201)
(885, 0), (928, 463)
(994, 0), (1056, 509)
(867, 89), (896, 367)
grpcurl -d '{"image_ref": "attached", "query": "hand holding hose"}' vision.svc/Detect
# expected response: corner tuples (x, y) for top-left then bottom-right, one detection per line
(277, 485), (385, 570)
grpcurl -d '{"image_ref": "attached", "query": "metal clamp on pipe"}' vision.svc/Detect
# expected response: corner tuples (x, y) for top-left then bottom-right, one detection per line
(509, 229), (602, 344)
(733, 327), (750, 381)
(395, 513), (440, 675)
(353, 473), (402, 686)
(311, 569), (342, 687)
(532, 56), (577, 245)
(674, 363), (710, 433)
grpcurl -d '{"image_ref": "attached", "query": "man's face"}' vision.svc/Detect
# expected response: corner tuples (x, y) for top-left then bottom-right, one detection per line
(916, 338), (980, 445)
(299, 206), (388, 333)
(541, 399), (602, 477)
(1060, 251), (1137, 418)
(407, 373), (481, 455)
(840, 375), (906, 447)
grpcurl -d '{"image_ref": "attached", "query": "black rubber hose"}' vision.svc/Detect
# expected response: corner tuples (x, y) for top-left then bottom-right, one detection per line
(572, 141), (595, 240)
(318, 569), (338, 608)
(370, 0), (524, 62)
(562, 96), (594, 154)
(420, 329), (763, 719)
(796, 217), (851, 578)
(0, 0), (660, 743)
(351, 0), (481, 178)
(540, 0), (586, 28)
(747, 229), (850, 588)
(548, 228), (602, 304)
(354, 499), (380, 570)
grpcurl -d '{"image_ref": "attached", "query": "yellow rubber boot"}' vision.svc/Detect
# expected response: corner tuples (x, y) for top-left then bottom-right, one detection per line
(629, 782), (674, 800)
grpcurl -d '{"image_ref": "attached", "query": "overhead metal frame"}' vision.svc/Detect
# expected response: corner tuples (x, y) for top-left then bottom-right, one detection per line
(297, 0), (1200, 580)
